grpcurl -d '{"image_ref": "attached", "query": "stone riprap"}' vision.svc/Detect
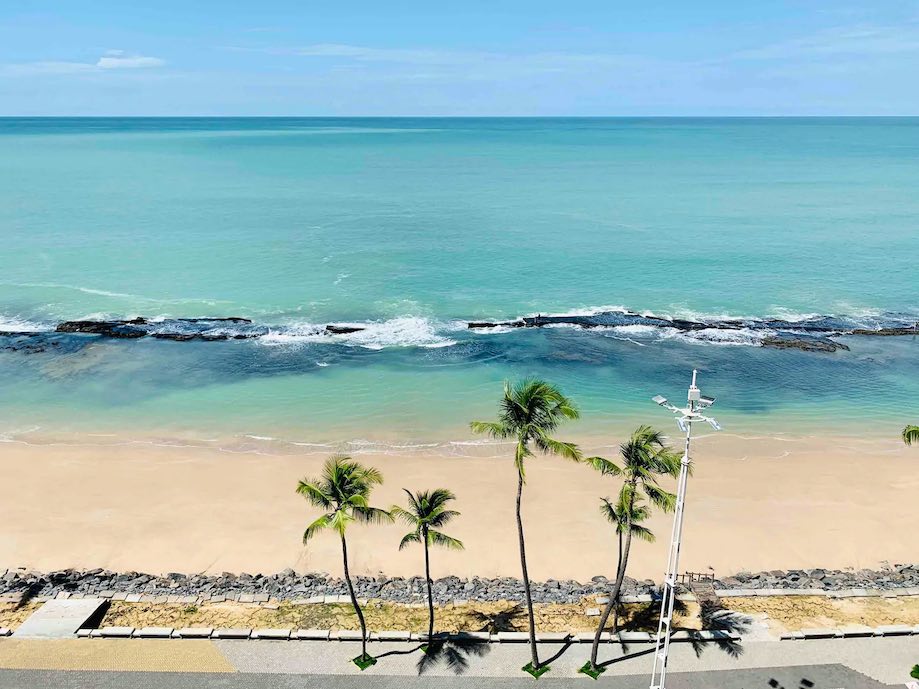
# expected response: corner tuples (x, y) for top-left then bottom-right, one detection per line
(3, 564), (917, 607)
(713, 564), (919, 591)
(0, 568), (653, 605)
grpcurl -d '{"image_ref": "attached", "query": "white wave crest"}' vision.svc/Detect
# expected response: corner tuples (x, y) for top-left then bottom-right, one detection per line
(601, 324), (764, 347)
(259, 316), (456, 349)
(343, 317), (456, 349)
(527, 304), (630, 318)
(0, 315), (51, 332)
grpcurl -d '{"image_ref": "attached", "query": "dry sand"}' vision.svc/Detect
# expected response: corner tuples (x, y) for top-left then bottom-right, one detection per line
(97, 599), (693, 634)
(723, 595), (919, 633)
(0, 433), (916, 581)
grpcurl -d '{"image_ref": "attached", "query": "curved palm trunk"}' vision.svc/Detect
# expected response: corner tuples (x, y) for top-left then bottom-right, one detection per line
(611, 530), (624, 633)
(516, 471), (540, 670)
(590, 483), (636, 670)
(341, 534), (369, 659)
(423, 527), (435, 642)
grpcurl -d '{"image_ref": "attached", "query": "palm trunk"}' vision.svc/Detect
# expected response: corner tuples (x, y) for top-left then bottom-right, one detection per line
(590, 481), (637, 670)
(423, 526), (435, 642)
(612, 530), (624, 633)
(516, 470), (540, 670)
(341, 534), (369, 659)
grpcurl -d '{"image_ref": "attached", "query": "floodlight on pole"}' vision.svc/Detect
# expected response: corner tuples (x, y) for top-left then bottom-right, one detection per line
(649, 369), (721, 689)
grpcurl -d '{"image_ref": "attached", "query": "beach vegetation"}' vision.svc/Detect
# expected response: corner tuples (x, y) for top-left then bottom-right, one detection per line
(391, 488), (464, 646)
(470, 378), (582, 675)
(297, 454), (392, 669)
(585, 425), (680, 673)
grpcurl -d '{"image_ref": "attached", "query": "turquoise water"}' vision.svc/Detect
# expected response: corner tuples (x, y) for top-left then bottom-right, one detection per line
(1, 118), (918, 445)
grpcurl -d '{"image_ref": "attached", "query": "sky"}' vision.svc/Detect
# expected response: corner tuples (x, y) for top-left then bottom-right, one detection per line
(2, 1), (919, 115)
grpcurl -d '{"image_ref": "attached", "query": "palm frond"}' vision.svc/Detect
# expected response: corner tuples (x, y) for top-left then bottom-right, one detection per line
(643, 482), (676, 512)
(427, 509), (461, 529)
(469, 420), (511, 439)
(389, 504), (418, 527)
(585, 456), (622, 476)
(398, 531), (422, 550)
(599, 497), (619, 524)
(303, 514), (332, 544)
(298, 455), (387, 541)
(295, 480), (333, 509)
(532, 429), (582, 462)
(354, 505), (393, 525)
(903, 424), (919, 445)
(514, 440), (530, 480)
(631, 523), (655, 543)
(428, 529), (465, 550)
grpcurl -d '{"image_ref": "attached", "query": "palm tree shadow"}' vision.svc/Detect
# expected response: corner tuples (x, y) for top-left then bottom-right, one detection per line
(375, 643), (426, 660)
(13, 581), (43, 611)
(466, 603), (526, 633)
(416, 633), (492, 675)
(599, 598), (751, 668)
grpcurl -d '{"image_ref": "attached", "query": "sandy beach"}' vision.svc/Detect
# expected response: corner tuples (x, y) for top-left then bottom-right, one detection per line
(1, 432), (916, 582)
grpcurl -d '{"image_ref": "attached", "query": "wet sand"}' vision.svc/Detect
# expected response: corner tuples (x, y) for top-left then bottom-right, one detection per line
(0, 433), (916, 581)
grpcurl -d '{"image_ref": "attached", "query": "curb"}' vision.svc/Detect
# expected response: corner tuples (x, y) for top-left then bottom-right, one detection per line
(67, 627), (745, 643)
(781, 624), (919, 640)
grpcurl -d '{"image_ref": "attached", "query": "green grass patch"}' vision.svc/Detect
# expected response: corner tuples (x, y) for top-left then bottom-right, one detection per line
(577, 661), (605, 679)
(352, 654), (377, 671)
(522, 662), (550, 678)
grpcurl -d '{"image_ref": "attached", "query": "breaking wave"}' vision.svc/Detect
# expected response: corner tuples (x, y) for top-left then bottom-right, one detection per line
(1, 305), (917, 353)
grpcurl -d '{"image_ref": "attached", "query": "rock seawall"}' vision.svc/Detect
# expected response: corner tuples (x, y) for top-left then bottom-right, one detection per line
(3, 564), (917, 604)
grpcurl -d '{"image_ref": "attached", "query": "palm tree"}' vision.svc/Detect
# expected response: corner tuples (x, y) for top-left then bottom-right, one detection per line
(470, 378), (581, 677)
(903, 425), (919, 445)
(584, 425), (680, 676)
(599, 485), (655, 633)
(297, 455), (391, 668)
(391, 488), (464, 645)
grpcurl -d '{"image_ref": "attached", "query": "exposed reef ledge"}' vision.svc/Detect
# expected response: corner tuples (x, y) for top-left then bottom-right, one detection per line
(1, 310), (917, 353)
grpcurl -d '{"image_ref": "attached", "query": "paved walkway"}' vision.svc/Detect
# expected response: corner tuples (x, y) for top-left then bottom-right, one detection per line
(0, 636), (913, 687)
(0, 666), (900, 689)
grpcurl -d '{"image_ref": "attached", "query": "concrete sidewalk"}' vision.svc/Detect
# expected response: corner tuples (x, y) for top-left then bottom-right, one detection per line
(0, 665), (903, 689)
(0, 636), (914, 687)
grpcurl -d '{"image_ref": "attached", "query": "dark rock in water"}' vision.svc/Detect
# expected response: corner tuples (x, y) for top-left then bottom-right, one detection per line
(325, 325), (365, 335)
(178, 317), (252, 324)
(850, 326), (918, 336)
(56, 320), (147, 338)
(761, 336), (846, 353)
(468, 321), (520, 329)
(151, 333), (199, 342)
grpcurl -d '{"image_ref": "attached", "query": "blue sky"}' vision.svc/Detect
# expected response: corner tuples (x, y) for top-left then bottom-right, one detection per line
(2, 1), (919, 115)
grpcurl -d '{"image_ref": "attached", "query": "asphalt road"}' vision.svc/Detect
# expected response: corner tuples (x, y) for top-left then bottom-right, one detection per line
(0, 665), (897, 689)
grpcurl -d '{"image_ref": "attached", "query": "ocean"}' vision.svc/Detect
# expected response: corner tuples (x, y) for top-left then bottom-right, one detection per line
(1, 117), (918, 449)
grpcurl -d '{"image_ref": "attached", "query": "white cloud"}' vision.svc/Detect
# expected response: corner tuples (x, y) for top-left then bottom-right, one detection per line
(1, 51), (165, 76)
(732, 23), (919, 61)
(96, 50), (165, 69)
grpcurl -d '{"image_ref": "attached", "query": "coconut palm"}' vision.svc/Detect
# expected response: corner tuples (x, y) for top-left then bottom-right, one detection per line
(585, 425), (680, 675)
(297, 455), (391, 668)
(903, 425), (919, 445)
(391, 488), (464, 644)
(470, 378), (581, 677)
(599, 485), (655, 633)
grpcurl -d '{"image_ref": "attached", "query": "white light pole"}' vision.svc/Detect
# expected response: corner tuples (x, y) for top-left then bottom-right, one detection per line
(649, 369), (720, 689)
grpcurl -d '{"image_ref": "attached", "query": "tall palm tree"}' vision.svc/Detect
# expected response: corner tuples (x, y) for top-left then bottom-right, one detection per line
(297, 455), (391, 668)
(391, 488), (464, 645)
(599, 485), (655, 633)
(903, 425), (919, 445)
(585, 425), (680, 676)
(470, 378), (581, 677)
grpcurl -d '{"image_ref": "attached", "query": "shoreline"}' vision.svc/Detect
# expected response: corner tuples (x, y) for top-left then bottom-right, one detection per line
(1, 432), (916, 580)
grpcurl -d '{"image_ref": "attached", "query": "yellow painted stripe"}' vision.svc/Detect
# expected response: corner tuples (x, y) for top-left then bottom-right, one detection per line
(0, 639), (235, 673)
